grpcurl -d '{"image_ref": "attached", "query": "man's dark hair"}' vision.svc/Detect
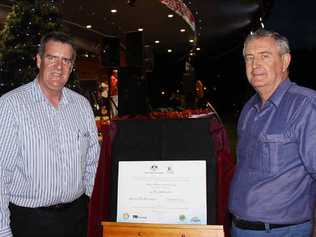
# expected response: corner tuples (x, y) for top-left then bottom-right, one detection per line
(38, 31), (77, 61)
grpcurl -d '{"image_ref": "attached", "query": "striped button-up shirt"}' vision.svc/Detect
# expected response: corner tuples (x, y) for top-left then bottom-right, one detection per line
(0, 79), (100, 236)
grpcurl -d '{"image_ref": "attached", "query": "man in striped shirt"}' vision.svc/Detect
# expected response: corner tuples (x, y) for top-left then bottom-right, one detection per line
(0, 32), (100, 237)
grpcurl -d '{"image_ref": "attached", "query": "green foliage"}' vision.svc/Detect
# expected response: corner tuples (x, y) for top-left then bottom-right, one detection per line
(0, 0), (64, 92)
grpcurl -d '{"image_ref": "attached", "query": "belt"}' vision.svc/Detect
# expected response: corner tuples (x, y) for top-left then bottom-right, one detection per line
(232, 215), (310, 231)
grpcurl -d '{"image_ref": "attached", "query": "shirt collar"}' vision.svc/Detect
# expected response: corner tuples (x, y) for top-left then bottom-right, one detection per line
(252, 79), (293, 111)
(31, 77), (73, 105)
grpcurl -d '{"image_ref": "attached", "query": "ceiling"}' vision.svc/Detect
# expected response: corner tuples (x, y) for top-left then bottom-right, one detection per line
(58, 0), (270, 58)
(60, 0), (196, 55)
(1, 0), (316, 61)
(0, 0), (274, 60)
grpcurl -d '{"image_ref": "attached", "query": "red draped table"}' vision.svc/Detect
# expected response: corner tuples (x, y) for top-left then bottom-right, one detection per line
(88, 111), (235, 237)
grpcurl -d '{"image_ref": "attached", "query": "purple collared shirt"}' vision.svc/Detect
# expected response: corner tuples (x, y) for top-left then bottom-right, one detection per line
(229, 79), (316, 224)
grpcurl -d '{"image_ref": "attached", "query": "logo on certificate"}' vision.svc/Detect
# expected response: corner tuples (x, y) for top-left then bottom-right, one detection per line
(150, 164), (158, 171)
(179, 214), (186, 222)
(122, 213), (130, 220)
(190, 216), (201, 224)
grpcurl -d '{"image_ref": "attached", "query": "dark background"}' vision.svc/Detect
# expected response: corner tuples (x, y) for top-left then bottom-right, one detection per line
(152, 0), (316, 119)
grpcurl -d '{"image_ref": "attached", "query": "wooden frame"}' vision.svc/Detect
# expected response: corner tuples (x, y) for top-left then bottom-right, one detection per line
(101, 222), (224, 237)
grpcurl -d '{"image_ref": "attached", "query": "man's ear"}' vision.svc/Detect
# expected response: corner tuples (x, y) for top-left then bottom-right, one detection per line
(282, 53), (291, 72)
(36, 54), (41, 69)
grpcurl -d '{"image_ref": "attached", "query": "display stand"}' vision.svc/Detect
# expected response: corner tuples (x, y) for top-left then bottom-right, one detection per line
(101, 222), (224, 237)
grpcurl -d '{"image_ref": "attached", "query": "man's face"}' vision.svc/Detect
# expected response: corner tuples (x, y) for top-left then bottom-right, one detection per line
(244, 37), (290, 94)
(36, 40), (74, 94)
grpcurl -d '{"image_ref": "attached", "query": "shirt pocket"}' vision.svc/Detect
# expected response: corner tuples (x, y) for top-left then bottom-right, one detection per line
(78, 130), (90, 158)
(250, 134), (295, 175)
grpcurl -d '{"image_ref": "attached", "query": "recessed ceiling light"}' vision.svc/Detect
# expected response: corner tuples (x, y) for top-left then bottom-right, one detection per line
(154, 40), (160, 44)
(180, 29), (186, 32)
(189, 39), (194, 43)
(86, 25), (92, 29)
(110, 9), (117, 13)
(167, 49), (172, 53)
(196, 47), (201, 51)
(168, 14), (174, 18)
(138, 28), (144, 31)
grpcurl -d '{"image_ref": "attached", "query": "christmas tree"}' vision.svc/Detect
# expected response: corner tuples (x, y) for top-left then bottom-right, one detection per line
(0, 0), (78, 94)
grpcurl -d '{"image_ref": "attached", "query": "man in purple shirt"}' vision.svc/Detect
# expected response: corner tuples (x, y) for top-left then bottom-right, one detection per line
(229, 29), (316, 237)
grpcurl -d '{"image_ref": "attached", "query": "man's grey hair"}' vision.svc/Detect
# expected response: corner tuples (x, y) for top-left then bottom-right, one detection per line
(243, 29), (290, 56)
(38, 31), (77, 62)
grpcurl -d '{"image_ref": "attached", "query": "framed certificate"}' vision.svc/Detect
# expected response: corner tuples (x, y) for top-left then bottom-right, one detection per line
(117, 160), (207, 224)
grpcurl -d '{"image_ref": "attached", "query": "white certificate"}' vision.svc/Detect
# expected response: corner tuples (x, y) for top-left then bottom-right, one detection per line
(117, 160), (207, 224)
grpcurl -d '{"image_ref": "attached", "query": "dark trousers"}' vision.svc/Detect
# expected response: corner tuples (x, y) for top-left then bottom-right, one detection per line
(9, 195), (89, 237)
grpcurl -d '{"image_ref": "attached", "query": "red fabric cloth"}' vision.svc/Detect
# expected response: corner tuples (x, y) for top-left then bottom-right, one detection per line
(88, 123), (117, 237)
(209, 117), (235, 237)
(88, 116), (235, 237)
